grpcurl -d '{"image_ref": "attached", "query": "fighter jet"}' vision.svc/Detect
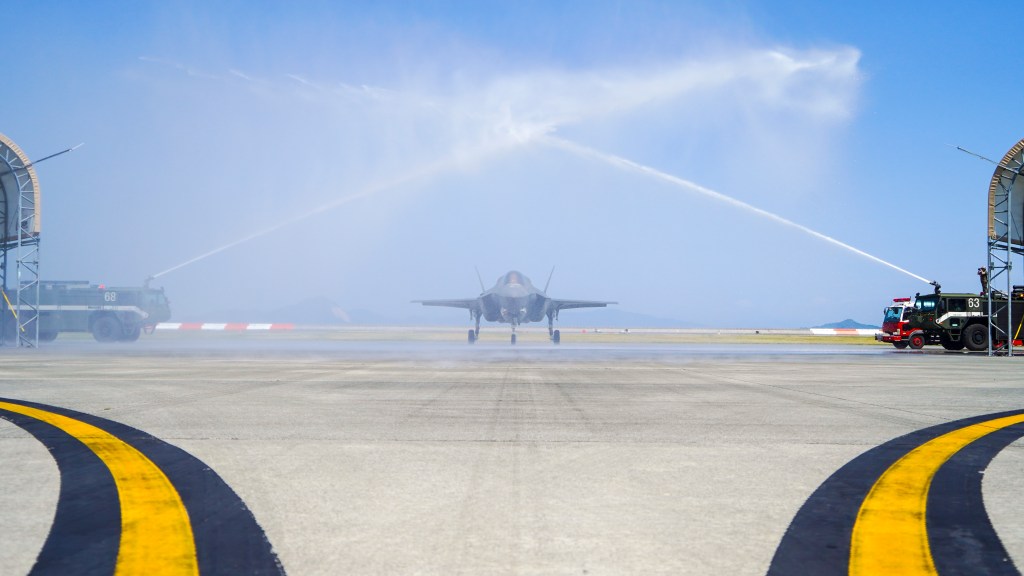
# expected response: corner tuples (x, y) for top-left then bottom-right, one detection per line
(414, 270), (616, 344)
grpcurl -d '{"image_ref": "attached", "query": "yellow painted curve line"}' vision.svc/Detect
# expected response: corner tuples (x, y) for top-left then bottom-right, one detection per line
(850, 413), (1024, 575)
(0, 401), (198, 576)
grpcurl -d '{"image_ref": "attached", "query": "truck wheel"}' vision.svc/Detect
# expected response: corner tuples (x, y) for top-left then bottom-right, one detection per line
(939, 334), (965, 351)
(963, 324), (988, 352)
(38, 331), (58, 342)
(92, 316), (121, 342)
(121, 325), (142, 342)
(908, 333), (926, 350)
(893, 341), (908, 349)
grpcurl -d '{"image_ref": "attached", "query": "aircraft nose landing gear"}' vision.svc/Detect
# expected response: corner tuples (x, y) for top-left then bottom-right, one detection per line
(552, 329), (560, 344)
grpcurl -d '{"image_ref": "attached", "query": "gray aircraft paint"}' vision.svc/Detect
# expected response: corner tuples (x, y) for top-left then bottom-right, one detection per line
(414, 270), (615, 343)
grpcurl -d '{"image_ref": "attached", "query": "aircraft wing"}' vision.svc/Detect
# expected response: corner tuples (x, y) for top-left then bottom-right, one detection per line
(413, 298), (481, 310)
(549, 299), (617, 311)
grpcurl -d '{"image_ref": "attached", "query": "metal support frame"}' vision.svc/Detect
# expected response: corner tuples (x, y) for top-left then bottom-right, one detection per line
(15, 231), (41, 348)
(0, 140), (40, 348)
(986, 155), (1023, 357)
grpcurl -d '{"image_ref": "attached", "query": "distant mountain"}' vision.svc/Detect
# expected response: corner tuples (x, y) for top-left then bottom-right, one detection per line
(190, 296), (872, 330)
(814, 319), (879, 329)
(188, 296), (694, 328)
(351, 306), (692, 328)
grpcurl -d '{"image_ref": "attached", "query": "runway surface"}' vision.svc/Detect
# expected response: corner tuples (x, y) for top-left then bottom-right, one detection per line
(0, 335), (1021, 575)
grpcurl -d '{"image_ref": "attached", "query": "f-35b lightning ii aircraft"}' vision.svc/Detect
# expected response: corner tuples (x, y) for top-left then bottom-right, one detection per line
(414, 270), (616, 344)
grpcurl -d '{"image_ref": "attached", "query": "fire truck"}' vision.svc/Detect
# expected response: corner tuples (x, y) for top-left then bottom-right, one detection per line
(876, 288), (1024, 351)
(1, 281), (171, 343)
(874, 297), (916, 349)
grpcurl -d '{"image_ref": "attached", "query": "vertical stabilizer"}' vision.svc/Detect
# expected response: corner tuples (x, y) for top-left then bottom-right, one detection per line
(474, 266), (486, 293)
(544, 267), (555, 294)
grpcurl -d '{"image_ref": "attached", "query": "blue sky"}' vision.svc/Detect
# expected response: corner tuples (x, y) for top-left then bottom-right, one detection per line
(4, 1), (1020, 326)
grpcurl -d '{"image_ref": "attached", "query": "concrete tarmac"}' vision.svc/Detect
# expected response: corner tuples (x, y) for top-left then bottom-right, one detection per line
(0, 336), (1021, 575)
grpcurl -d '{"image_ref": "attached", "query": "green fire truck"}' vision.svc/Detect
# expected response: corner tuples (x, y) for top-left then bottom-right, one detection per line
(2, 281), (171, 343)
(900, 291), (987, 350)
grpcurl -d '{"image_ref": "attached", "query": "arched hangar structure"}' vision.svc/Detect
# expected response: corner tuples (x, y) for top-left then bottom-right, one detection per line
(986, 137), (1024, 356)
(0, 133), (41, 347)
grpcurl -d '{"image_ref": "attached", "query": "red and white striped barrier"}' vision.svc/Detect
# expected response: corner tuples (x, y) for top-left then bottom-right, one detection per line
(155, 323), (295, 331)
(809, 328), (879, 336)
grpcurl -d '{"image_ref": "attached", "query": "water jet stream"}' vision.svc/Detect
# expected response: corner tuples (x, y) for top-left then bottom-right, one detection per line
(544, 135), (933, 285)
(150, 141), (511, 279)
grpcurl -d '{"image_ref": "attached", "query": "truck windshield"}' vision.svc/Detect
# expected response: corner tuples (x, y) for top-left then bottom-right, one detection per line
(883, 307), (903, 323)
(915, 297), (937, 311)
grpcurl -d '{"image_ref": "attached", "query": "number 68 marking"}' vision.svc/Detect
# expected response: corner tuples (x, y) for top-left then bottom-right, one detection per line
(104, 291), (117, 302)
(968, 297), (980, 308)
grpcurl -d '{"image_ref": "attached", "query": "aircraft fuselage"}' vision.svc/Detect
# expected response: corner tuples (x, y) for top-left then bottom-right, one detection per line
(414, 270), (615, 343)
(478, 274), (552, 325)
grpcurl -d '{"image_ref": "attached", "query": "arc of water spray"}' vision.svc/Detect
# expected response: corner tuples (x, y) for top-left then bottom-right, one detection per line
(150, 141), (510, 280)
(150, 124), (933, 287)
(543, 135), (934, 285)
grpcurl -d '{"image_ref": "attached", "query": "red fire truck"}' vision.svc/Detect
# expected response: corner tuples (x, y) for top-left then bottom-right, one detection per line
(874, 297), (916, 349)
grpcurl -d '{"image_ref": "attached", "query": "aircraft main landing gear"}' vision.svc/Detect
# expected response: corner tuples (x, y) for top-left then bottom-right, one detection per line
(511, 333), (517, 345)
(468, 311), (481, 344)
(547, 312), (560, 345)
